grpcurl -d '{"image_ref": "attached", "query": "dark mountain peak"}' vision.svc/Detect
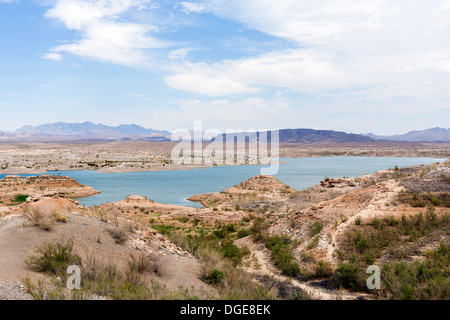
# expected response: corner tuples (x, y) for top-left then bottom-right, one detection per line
(223, 128), (377, 143)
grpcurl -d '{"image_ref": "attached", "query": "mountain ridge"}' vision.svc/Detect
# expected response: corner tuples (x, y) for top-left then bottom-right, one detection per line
(363, 127), (450, 142)
(1, 122), (448, 143)
(5, 121), (171, 141)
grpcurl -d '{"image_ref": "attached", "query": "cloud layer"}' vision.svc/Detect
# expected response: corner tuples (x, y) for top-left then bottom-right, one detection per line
(170, 0), (450, 98)
(43, 0), (169, 66)
(30, 0), (450, 134)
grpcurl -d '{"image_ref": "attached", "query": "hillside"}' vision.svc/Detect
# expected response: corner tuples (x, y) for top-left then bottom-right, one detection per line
(365, 127), (450, 142)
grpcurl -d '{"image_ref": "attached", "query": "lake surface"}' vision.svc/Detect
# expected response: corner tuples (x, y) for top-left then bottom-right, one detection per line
(0, 157), (445, 208)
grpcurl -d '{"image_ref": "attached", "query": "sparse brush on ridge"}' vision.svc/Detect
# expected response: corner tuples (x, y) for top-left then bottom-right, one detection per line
(204, 268), (226, 285)
(334, 209), (450, 297)
(22, 205), (55, 231)
(24, 240), (202, 300)
(128, 251), (160, 275)
(265, 235), (301, 277)
(107, 227), (129, 244)
(51, 210), (67, 223)
(308, 221), (324, 237)
(25, 238), (81, 277)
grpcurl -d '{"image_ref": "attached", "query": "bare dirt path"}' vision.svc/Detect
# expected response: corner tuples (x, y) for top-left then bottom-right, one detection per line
(235, 236), (371, 300)
(326, 180), (403, 263)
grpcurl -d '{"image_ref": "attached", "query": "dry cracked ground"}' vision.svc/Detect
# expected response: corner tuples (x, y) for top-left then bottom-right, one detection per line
(0, 161), (449, 300)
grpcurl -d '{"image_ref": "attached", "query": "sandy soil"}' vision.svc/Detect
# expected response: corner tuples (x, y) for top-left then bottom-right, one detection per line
(0, 197), (214, 298)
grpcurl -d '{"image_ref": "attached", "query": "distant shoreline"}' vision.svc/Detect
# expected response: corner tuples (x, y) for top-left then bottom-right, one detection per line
(0, 155), (446, 175)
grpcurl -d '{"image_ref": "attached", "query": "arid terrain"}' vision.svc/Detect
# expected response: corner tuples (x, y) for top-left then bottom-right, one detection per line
(0, 141), (448, 174)
(0, 156), (448, 300)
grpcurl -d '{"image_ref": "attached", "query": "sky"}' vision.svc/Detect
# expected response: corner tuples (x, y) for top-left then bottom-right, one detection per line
(0, 0), (449, 134)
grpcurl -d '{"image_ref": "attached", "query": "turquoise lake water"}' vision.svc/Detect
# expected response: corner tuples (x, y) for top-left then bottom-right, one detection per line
(0, 157), (445, 208)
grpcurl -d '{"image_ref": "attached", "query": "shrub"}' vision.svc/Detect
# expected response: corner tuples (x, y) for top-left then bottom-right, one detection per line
(250, 217), (269, 242)
(278, 260), (301, 277)
(266, 236), (301, 277)
(237, 228), (251, 238)
(12, 194), (29, 203)
(107, 227), (129, 245)
(223, 223), (236, 233)
(152, 224), (177, 236)
(51, 211), (67, 223)
(313, 261), (333, 278)
(204, 268), (227, 285)
(22, 205), (54, 231)
(221, 241), (243, 265)
(25, 238), (81, 277)
(333, 263), (363, 290)
(308, 222), (323, 237)
(380, 243), (450, 300)
(128, 252), (159, 274)
(176, 216), (190, 223)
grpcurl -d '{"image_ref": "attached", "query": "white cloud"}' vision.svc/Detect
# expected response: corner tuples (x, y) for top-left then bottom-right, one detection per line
(167, 47), (193, 60)
(166, 49), (348, 95)
(43, 0), (170, 67)
(41, 52), (63, 61)
(171, 0), (450, 102)
(179, 2), (209, 14)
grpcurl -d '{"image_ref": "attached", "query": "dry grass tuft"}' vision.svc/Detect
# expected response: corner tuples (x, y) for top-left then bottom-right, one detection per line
(128, 251), (160, 275)
(107, 227), (129, 245)
(22, 205), (55, 231)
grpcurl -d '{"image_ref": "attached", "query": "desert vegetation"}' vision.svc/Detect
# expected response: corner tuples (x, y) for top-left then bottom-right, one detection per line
(1, 161), (448, 300)
(23, 238), (199, 300)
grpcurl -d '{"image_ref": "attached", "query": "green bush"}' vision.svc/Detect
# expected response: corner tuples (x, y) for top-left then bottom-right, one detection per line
(152, 224), (178, 236)
(333, 263), (363, 290)
(279, 261), (301, 277)
(221, 241), (243, 265)
(205, 268), (226, 285)
(266, 236), (301, 277)
(237, 228), (251, 239)
(381, 243), (450, 300)
(223, 223), (236, 233)
(12, 194), (29, 203)
(25, 238), (81, 277)
(177, 216), (190, 223)
(250, 217), (269, 242)
(313, 261), (333, 278)
(308, 222), (323, 237)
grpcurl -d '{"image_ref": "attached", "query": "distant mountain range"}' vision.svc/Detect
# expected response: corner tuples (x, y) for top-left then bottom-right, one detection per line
(220, 129), (376, 143)
(0, 122), (171, 141)
(278, 129), (376, 143)
(0, 122), (448, 143)
(363, 127), (450, 142)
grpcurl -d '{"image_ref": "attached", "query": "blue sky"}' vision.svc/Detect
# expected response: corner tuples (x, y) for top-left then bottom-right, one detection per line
(0, 0), (449, 134)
